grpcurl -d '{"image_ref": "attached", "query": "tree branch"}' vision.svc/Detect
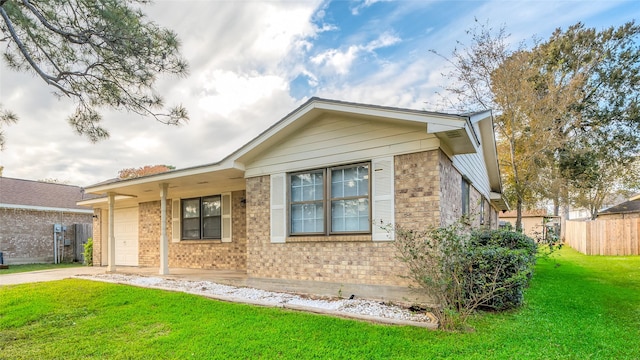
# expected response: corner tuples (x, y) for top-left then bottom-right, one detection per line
(0, 6), (78, 96)
(20, 0), (90, 44)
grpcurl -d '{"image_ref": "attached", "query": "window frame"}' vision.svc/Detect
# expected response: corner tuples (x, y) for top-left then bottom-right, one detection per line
(181, 195), (222, 240)
(288, 162), (372, 236)
(461, 178), (471, 216)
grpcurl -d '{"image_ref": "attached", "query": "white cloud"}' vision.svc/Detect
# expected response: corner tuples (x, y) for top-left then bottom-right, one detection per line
(310, 32), (401, 75)
(351, 0), (393, 15)
(1, 0), (637, 186)
(197, 70), (289, 118)
(310, 46), (360, 75)
(363, 31), (401, 51)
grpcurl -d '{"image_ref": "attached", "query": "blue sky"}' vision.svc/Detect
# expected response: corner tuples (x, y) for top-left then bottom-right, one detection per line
(1, 0), (638, 185)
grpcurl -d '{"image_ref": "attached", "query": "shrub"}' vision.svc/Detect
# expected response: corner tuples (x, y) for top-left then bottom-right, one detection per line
(462, 245), (534, 311)
(471, 229), (537, 257)
(83, 238), (93, 266)
(464, 230), (538, 311)
(393, 223), (537, 330)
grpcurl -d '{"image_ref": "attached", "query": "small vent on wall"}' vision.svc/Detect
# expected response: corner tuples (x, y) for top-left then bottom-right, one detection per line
(445, 130), (462, 138)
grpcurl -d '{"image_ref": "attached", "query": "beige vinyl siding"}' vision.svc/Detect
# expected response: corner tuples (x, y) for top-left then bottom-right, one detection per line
(452, 151), (492, 200)
(450, 122), (492, 199)
(245, 115), (439, 177)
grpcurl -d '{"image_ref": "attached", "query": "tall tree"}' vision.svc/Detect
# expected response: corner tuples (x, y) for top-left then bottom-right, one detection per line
(535, 22), (640, 219)
(0, 0), (189, 143)
(433, 21), (540, 231)
(436, 20), (640, 228)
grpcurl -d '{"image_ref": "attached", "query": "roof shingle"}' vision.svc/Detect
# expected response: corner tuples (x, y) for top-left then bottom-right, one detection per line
(0, 177), (95, 210)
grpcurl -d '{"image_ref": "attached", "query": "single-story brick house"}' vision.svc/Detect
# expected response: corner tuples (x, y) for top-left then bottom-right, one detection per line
(79, 98), (508, 291)
(0, 177), (94, 264)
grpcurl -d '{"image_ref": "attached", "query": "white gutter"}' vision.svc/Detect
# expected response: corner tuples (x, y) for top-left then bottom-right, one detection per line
(0, 203), (93, 214)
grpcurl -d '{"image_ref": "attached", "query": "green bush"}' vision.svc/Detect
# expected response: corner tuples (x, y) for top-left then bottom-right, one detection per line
(393, 223), (538, 330)
(465, 229), (537, 311)
(83, 238), (93, 266)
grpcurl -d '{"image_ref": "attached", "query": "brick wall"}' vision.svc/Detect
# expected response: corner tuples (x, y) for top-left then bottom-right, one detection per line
(245, 175), (411, 286)
(438, 151), (498, 229)
(439, 151), (463, 226)
(394, 150), (441, 230)
(246, 150), (452, 287)
(136, 190), (247, 270)
(0, 208), (92, 264)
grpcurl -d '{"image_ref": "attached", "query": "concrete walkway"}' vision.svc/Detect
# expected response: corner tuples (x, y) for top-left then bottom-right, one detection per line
(0, 266), (105, 286)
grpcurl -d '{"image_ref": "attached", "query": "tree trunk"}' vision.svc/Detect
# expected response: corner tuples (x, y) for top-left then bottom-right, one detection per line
(515, 197), (523, 233)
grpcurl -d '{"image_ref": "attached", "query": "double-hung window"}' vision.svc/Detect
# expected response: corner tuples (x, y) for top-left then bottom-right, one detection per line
(181, 195), (221, 240)
(289, 163), (370, 235)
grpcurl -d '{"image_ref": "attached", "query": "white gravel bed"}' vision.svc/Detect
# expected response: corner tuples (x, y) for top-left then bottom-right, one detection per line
(77, 273), (435, 327)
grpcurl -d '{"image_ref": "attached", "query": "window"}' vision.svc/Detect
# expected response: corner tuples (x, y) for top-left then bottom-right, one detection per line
(181, 195), (221, 240)
(461, 178), (470, 216)
(289, 163), (370, 235)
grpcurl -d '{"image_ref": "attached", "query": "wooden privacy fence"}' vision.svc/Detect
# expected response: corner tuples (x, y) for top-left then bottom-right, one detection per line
(565, 219), (640, 255)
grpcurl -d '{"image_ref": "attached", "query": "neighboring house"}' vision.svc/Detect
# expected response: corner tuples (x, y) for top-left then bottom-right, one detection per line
(597, 194), (640, 220)
(79, 98), (508, 294)
(568, 193), (628, 220)
(499, 210), (560, 242)
(0, 177), (94, 264)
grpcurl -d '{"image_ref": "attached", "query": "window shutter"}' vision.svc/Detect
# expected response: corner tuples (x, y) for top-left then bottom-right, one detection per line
(171, 199), (181, 242)
(372, 157), (395, 241)
(221, 192), (232, 243)
(270, 173), (287, 243)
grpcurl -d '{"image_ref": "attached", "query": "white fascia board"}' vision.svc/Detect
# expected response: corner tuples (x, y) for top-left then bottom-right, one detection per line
(0, 203), (94, 214)
(314, 101), (465, 125)
(473, 111), (502, 193)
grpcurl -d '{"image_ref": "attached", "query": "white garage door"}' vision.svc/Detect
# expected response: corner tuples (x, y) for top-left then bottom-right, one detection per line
(114, 207), (139, 266)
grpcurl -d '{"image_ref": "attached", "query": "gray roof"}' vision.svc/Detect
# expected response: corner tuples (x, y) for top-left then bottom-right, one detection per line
(599, 199), (640, 215)
(0, 177), (96, 210)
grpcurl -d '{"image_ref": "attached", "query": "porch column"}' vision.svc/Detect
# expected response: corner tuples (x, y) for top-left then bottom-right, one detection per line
(159, 183), (169, 275)
(107, 192), (116, 272)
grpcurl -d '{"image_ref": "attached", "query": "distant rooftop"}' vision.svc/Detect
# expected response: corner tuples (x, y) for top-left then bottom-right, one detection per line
(0, 177), (97, 210)
(599, 199), (640, 215)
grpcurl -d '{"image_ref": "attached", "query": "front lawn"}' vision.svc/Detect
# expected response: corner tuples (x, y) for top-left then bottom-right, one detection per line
(0, 247), (638, 359)
(0, 262), (83, 275)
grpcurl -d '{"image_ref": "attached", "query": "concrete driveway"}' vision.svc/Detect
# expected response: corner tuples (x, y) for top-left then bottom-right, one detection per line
(0, 266), (105, 286)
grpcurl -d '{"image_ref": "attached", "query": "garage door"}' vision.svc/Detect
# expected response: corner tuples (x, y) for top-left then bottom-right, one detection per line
(114, 207), (139, 266)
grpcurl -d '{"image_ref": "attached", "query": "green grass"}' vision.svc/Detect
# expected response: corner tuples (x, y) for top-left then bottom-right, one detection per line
(0, 247), (638, 359)
(0, 262), (83, 275)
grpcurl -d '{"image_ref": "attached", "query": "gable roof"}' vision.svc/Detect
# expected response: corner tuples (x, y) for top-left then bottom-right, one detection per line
(233, 97), (482, 166)
(0, 177), (95, 211)
(82, 98), (506, 209)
